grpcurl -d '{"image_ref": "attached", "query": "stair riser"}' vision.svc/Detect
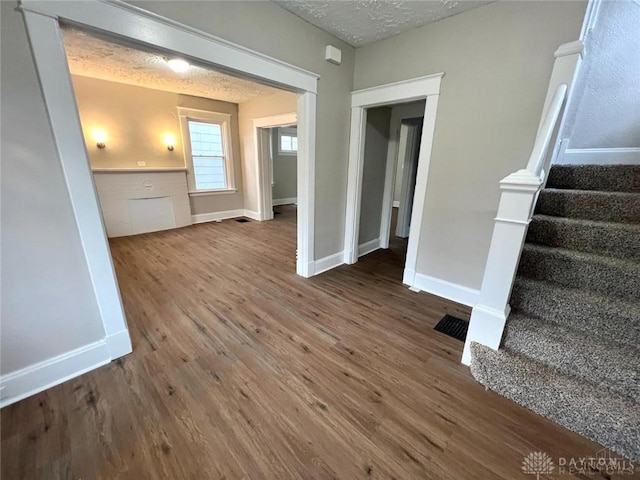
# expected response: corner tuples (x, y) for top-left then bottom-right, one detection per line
(503, 318), (640, 403)
(526, 218), (640, 262)
(470, 343), (640, 463)
(510, 279), (640, 349)
(535, 190), (640, 223)
(517, 248), (639, 301)
(547, 165), (640, 193)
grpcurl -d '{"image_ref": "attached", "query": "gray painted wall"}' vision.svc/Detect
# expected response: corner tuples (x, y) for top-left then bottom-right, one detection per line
(355, 0), (586, 290)
(1, 3), (106, 375)
(271, 127), (297, 201)
(563, 0), (640, 149)
(358, 107), (391, 245)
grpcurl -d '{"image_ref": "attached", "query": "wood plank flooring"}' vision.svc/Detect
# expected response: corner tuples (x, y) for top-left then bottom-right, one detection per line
(1, 205), (625, 479)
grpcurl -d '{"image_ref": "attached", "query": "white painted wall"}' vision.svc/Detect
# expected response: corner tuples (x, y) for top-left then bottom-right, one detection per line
(563, 1), (640, 150)
(1, 3), (106, 375)
(354, 0), (586, 291)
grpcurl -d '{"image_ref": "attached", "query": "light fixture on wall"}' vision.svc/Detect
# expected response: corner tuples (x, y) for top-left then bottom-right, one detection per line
(167, 58), (190, 73)
(163, 134), (175, 151)
(92, 129), (107, 149)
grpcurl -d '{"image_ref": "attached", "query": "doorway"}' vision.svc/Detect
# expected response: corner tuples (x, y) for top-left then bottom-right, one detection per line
(19, 0), (319, 367)
(344, 74), (443, 288)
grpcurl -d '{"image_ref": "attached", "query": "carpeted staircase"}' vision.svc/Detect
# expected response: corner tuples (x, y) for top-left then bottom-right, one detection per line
(470, 164), (640, 461)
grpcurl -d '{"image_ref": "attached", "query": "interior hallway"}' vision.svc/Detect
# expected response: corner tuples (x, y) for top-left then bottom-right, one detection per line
(1, 212), (610, 479)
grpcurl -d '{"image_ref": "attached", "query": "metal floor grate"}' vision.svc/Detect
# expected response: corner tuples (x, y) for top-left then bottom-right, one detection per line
(434, 315), (469, 342)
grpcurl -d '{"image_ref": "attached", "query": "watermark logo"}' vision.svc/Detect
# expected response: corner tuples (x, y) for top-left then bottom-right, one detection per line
(522, 449), (635, 477)
(522, 451), (554, 479)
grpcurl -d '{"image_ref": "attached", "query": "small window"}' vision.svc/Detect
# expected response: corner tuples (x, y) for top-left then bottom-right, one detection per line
(178, 108), (235, 193)
(278, 127), (298, 155)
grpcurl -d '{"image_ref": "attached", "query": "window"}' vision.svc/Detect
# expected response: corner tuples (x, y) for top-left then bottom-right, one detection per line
(178, 108), (235, 194)
(278, 127), (298, 155)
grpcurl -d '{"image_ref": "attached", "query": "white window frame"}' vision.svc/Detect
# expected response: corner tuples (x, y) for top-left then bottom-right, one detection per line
(277, 127), (298, 156)
(178, 107), (236, 195)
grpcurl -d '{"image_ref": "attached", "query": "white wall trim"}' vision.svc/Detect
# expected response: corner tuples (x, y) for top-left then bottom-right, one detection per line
(19, 0), (320, 93)
(556, 146), (640, 165)
(311, 251), (344, 276)
(191, 209), (246, 224)
(392, 200), (400, 208)
(243, 210), (262, 221)
(351, 73), (444, 108)
(273, 197), (298, 206)
(253, 112), (297, 221)
(358, 238), (381, 258)
(410, 273), (480, 308)
(344, 74), (443, 273)
(0, 340), (111, 408)
(16, 0), (320, 404)
(554, 40), (585, 58)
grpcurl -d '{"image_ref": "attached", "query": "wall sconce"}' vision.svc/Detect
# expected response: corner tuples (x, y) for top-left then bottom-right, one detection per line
(92, 129), (107, 149)
(163, 134), (175, 151)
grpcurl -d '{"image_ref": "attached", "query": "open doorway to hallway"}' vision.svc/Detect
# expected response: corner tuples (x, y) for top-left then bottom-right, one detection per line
(356, 101), (426, 278)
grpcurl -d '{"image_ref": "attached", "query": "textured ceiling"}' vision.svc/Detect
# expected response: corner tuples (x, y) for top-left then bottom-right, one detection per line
(275, 0), (492, 47)
(61, 27), (283, 104)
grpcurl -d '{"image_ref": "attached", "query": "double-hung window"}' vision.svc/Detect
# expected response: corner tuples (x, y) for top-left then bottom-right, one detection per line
(178, 107), (235, 193)
(278, 127), (298, 155)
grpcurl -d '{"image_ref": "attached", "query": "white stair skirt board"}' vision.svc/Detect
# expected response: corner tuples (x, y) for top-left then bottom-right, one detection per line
(191, 209), (246, 224)
(311, 251), (345, 275)
(0, 340), (112, 408)
(557, 147), (640, 165)
(358, 238), (381, 258)
(409, 273), (480, 308)
(272, 197), (298, 206)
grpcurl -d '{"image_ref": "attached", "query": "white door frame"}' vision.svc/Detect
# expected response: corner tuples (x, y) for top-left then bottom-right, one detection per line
(18, 0), (320, 362)
(344, 74), (443, 286)
(253, 113), (297, 221)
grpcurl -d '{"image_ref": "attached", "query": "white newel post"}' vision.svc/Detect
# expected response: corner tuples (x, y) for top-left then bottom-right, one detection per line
(461, 170), (541, 364)
(461, 39), (583, 366)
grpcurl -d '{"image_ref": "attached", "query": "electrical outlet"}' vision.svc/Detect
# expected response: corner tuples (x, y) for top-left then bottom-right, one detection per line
(137, 161), (147, 167)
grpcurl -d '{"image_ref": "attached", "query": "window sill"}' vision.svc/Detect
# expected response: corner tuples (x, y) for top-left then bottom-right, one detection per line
(277, 151), (298, 157)
(188, 188), (238, 197)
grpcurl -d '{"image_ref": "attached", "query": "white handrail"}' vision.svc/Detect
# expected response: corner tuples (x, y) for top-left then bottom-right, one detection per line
(525, 83), (568, 178)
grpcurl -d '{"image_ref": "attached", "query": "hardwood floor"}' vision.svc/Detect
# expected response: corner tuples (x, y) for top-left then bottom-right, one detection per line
(1, 206), (623, 479)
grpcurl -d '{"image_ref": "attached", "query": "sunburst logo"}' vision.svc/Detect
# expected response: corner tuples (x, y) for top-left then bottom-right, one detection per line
(522, 451), (555, 479)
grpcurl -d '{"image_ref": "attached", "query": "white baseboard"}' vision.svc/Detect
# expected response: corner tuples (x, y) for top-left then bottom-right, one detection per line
(106, 329), (133, 359)
(557, 147), (640, 165)
(392, 200), (400, 208)
(272, 197), (297, 206)
(191, 209), (245, 224)
(358, 238), (380, 257)
(0, 340), (112, 408)
(243, 209), (262, 221)
(311, 251), (344, 275)
(410, 272), (479, 308)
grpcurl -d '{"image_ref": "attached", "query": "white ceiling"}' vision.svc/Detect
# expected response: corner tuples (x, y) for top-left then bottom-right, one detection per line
(61, 27), (283, 104)
(274, 0), (492, 47)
